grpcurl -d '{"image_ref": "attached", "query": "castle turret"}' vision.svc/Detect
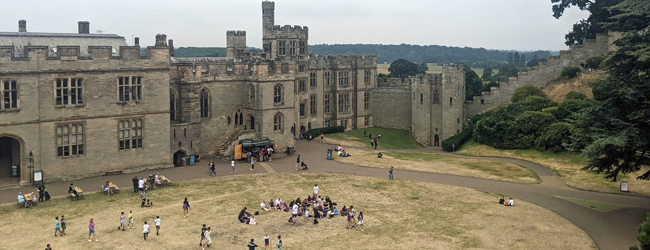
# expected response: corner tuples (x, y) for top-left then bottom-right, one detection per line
(226, 31), (246, 58)
(155, 34), (167, 47)
(262, 1), (275, 32)
(78, 21), (90, 34)
(18, 20), (26, 32)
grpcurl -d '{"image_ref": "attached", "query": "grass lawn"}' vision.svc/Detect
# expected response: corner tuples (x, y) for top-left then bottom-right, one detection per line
(0, 173), (594, 250)
(325, 127), (424, 149)
(560, 197), (622, 212)
(456, 141), (650, 196)
(333, 149), (539, 184)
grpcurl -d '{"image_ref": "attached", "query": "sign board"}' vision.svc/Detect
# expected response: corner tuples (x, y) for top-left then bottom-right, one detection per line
(34, 171), (43, 182)
(11, 165), (18, 177)
(621, 181), (629, 192)
(189, 155), (196, 165)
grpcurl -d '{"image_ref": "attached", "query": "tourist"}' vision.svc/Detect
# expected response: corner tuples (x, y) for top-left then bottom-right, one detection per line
(54, 216), (62, 237)
(199, 224), (207, 247)
(250, 157), (255, 171)
(296, 155), (301, 167)
(389, 166), (394, 180)
(292, 202), (299, 223)
(248, 238), (259, 250)
(60, 215), (67, 235)
(260, 150), (264, 162)
(17, 192), (26, 207)
(154, 216), (161, 235)
(377, 152), (382, 158)
(143, 221), (150, 240)
(333, 206), (339, 216)
(128, 210), (134, 229)
(374, 138), (378, 149)
(261, 201), (268, 211)
(38, 184), (46, 202)
(88, 218), (98, 242)
(119, 212), (125, 231)
(341, 206), (348, 216)
(320, 132), (324, 143)
(204, 227), (212, 247)
(183, 198), (191, 217)
(264, 235), (270, 249)
(507, 198), (514, 206)
(498, 196), (505, 205)
(209, 161), (216, 176)
(313, 184), (319, 195)
(231, 159), (236, 173)
(44, 188), (51, 201)
(267, 147), (273, 162)
(363, 129), (367, 137)
(276, 235), (282, 250)
(132, 176), (139, 193)
(155, 173), (161, 185)
(357, 212), (364, 231)
(138, 177), (146, 194)
(45, 244), (52, 250)
(249, 216), (257, 225)
(247, 151), (252, 163)
(68, 183), (78, 200)
(304, 209), (310, 218)
(140, 192), (146, 208)
(144, 199), (153, 207)
(370, 138), (374, 148)
(102, 181), (113, 195)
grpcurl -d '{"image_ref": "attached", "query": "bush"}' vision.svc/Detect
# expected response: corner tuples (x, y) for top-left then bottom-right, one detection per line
(534, 122), (576, 152)
(561, 66), (581, 79)
(565, 91), (588, 100)
(511, 85), (547, 103)
(554, 98), (593, 121)
(514, 111), (558, 148)
(516, 95), (556, 112)
(442, 129), (472, 152)
(306, 126), (345, 138)
(584, 56), (605, 69)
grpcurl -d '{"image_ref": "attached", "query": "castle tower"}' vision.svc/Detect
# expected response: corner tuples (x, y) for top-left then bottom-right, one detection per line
(226, 31), (246, 58)
(18, 20), (26, 32)
(262, 1), (275, 33)
(78, 21), (90, 34)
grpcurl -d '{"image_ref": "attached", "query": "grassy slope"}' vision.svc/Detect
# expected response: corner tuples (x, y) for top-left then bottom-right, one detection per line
(326, 128), (424, 149)
(0, 173), (594, 250)
(543, 72), (603, 102)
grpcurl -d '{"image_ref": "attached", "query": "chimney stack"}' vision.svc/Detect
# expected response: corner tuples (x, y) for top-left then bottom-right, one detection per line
(78, 21), (90, 34)
(168, 39), (174, 56)
(18, 20), (26, 32)
(134, 37), (140, 46)
(155, 34), (167, 47)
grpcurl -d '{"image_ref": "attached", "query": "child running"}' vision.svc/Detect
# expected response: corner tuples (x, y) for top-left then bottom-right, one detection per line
(54, 217), (62, 237)
(183, 198), (190, 217)
(119, 212), (125, 231)
(88, 218), (98, 242)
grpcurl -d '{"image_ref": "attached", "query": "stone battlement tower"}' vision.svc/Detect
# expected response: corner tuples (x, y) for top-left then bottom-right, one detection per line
(226, 30), (247, 57)
(262, 1), (308, 61)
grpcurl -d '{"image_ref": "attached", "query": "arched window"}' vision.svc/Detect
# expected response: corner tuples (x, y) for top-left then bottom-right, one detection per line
(235, 110), (243, 126)
(249, 84), (256, 104)
(433, 90), (440, 104)
(274, 84), (283, 104)
(200, 89), (209, 118)
(170, 90), (177, 121)
(449, 97), (453, 106)
(273, 113), (283, 132)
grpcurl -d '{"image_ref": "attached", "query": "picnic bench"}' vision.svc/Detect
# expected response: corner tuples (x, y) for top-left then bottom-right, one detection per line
(69, 187), (83, 200)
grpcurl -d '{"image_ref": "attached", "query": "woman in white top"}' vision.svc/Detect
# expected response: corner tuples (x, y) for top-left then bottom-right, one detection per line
(204, 227), (212, 247)
(313, 184), (319, 195)
(249, 216), (257, 225)
(508, 198), (514, 206)
(261, 201), (269, 211)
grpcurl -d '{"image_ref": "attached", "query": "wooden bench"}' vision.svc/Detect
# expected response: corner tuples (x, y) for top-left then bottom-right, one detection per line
(105, 170), (123, 176)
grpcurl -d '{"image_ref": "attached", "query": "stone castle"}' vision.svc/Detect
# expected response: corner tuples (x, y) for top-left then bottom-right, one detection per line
(0, 1), (618, 185)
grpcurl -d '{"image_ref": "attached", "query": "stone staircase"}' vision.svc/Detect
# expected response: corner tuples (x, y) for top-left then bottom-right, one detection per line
(465, 32), (621, 119)
(214, 129), (255, 159)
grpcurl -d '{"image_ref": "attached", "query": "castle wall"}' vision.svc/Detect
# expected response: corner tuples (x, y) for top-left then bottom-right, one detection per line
(372, 86), (411, 130)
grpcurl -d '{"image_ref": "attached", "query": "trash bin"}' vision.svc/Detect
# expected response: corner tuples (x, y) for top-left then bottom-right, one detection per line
(11, 165), (18, 177)
(287, 146), (294, 156)
(327, 149), (333, 160)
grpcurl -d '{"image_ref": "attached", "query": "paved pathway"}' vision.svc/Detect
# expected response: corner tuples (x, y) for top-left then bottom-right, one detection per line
(1, 140), (649, 250)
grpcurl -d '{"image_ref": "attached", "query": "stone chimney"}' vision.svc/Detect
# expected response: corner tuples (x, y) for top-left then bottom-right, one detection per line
(78, 21), (90, 34)
(134, 37), (140, 46)
(168, 39), (174, 56)
(155, 34), (167, 47)
(18, 20), (26, 32)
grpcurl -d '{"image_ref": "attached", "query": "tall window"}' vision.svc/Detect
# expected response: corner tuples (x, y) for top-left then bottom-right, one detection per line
(235, 110), (243, 126)
(421, 94), (424, 104)
(338, 71), (349, 86)
(340, 120), (348, 129)
(310, 94), (317, 114)
(450, 97), (453, 106)
(118, 119), (143, 150)
(433, 90), (440, 104)
(364, 70), (372, 85)
(278, 41), (286, 56)
(298, 80), (306, 92)
(170, 90), (177, 121)
(249, 85), (255, 104)
(364, 117), (369, 126)
(289, 41), (296, 56)
(200, 89), (210, 118)
(324, 120), (330, 127)
(324, 72), (330, 86)
(274, 84), (283, 104)
(324, 94), (330, 113)
(299, 41), (306, 55)
(1, 80), (18, 109)
(300, 104), (305, 117)
(338, 93), (350, 113)
(273, 113), (283, 131)
(310, 72), (316, 88)
(299, 65), (306, 73)
(56, 78), (83, 105)
(118, 76), (142, 102)
(57, 123), (84, 157)
(364, 92), (370, 110)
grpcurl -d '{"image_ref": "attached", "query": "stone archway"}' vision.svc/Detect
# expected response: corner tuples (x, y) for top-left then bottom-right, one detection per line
(0, 135), (24, 185)
(434, 134), (440, 147)
(173, 150), (187, 167)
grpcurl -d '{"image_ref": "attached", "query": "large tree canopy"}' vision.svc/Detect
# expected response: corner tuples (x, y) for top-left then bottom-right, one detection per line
(551, 0), (623, 46)
(388, 59), (422, 79)
(567, 0), (650, 181)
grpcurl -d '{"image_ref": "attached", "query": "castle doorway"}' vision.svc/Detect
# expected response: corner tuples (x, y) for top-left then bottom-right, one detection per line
(0, 136), (22, 184)
(434, 135), (440, 147)
(249, 116), (255, 130)
(173, 150), (187, 167)
(300, 126), (306, 133)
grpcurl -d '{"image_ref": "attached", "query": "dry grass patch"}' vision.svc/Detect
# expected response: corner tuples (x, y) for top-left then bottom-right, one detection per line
(543, 73), (602, 102)
(334, 148), (539, 184)
(0, 173), (593, 250)
(457, 141), (650, 196)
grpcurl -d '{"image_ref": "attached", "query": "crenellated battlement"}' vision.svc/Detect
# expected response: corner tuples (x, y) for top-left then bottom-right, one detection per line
(308, 54), (376, 69)
(227, 31), (247, 36)
(265, 25), (309, 39)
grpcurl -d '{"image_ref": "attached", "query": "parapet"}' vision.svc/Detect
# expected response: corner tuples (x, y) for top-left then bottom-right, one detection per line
(266, 25), (309, 39)
(227, 30), (247, 36)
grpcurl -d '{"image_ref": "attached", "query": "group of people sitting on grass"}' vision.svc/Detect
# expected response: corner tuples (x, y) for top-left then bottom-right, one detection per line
(499, 196), (515, 206)
(238, 207), (257, 225)
(334, 143), (352, 157)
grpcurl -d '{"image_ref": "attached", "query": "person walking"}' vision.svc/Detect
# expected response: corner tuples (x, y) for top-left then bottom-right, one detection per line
(264, 235), (270, 249)
(370, 138), (374, 149)
(142, 221), (150, 240)
(231, 159), (236, 173)
(154, 216), (161, 235)
(248, 238), (259, 250)
(320, 133), (324, 143)
(128, 211), (134, 229)
(374, 139), (378, 149)
(268, 147), (273, 161)
(54, 217), (62, 237)
(276, 235), (283, 250)
(119, 212), (125, 231)
(60, 215), (67, 235)
(296, 155), (301, 169)
(357, 212), (364, 231)
(260, 150), (264, 162)
(204, 227), (212, 247)
(199, 224), (206, 247)
(183, 198), (191, 217)
(132, 176), (139, 193)
(209, 161), (216, 176)
(389, 166), (394, 180)
(88, 218), (98, 242)
(250, 157), (255, 171)
(138, 177), (145, 194)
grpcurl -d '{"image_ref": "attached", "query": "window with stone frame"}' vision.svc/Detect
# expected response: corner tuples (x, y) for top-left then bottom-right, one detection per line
(200, 89), (210, 118)
(364, 70), (372, 85)
(310, 94), (317, 115)
(364, 117), (369, 126)
(340, 120), (348, 129)
(273, 113), (283, 132)
(299, 41), (306, 55)
(309, 72), (317, 88)
(118, 76), (142, 102)
(274, 84), (283, 104)
(299, 65), (306, 73)
(278, 41), (286, 56)
(338, 93), (350, 113)
(324, 94), (331, 113)
(324, 120), (331, 127)
(338, 71), (349, 86)
(1, 80), (18, 110)
(289, 41), (296, 56)
(364, 92), (370, 110)
(56, 123), (84, 157)
(118, 118), (143, 150)
(298, 80), (306, 92)
(324, 71), (331, 86)
(55, 78), (83, 106)
(249, 84), (256, 104)
(300, 103), (305, 117)
(170, 90), (177, 121)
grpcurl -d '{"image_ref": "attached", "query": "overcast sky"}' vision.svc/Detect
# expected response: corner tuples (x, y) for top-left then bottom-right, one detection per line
(0, 0), (590, 51)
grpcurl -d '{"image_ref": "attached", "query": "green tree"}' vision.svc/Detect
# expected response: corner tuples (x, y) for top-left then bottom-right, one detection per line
(388, 59), (420, 79)
(520, 54), (527, 67)
(535, 122), (577, 152)
(481, 68), (493, 81)
(464, 66), (483, 101)
(418, 61), (429, 74)
(513, 52), (520, 67)
(566, 91), (588, 100)
(507, 53), (514, 65)
(511, 85), (548, 103)
(567, 0), (650, 181)
(630, 213), (650, 250)
(551, 0), (623, 46)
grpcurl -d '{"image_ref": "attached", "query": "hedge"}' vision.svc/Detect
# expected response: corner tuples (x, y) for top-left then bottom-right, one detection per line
(442, 129), (472, 152)
(306, 126), (345, 138)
